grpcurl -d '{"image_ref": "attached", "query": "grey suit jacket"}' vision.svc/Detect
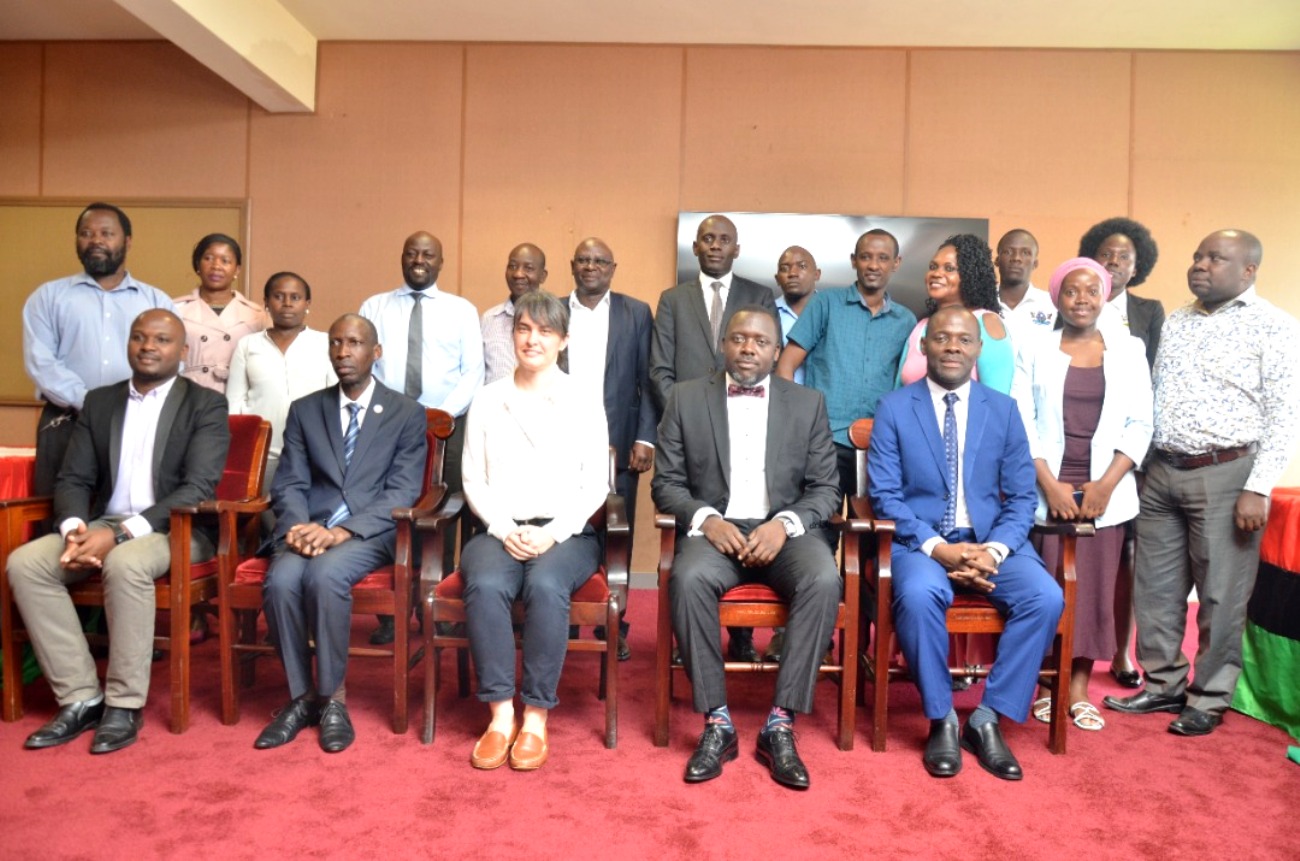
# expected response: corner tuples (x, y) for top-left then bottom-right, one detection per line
(271, 380), (428, 544)
(648, 275), (777, 412)
(651, 372), (840, 535)
(54, 376), (230, 541)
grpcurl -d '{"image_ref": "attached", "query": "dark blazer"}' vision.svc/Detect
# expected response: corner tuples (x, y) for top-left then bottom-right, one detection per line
(54, 377), (230, 540)
(271, 380), (428, 544)
(597, 292), (657, 470)
(649, 276), (777, 412)
(868, 379), (1037, 554)
(652, 372), (840, 534)
(1126, 293), (1165, 370)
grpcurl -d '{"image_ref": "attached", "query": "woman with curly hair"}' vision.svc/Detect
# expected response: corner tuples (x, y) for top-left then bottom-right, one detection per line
(1077, 217), (1165, 371)
(898, 233), (1015, 393)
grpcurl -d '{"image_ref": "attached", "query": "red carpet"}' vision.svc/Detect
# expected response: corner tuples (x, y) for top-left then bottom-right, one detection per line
(1, 597), (1296, 860)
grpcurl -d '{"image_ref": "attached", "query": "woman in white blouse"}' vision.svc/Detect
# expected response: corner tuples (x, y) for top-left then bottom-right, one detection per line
(175, 233), (267, 392)
(1012, 258), (1152, 731)
(460, 290), (609, 771)
(226, 272), (337, 484)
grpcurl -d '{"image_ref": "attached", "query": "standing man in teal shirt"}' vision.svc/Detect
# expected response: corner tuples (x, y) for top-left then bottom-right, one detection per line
(776, 229), (916, 501)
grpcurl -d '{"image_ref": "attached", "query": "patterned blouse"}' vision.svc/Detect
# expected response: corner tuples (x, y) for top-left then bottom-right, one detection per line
(1152, 287), (1300, 495)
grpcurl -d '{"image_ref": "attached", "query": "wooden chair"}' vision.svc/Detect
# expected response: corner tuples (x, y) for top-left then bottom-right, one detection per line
(215, 409), (453, 734)
(847, 417), (1086, 754)
(0, 415), (271, 734)
(652, 510), (865, 751)
(419, 450), (627, 748)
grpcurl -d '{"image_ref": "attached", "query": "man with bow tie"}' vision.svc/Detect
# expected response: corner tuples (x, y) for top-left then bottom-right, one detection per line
(652, 307), (842, 790)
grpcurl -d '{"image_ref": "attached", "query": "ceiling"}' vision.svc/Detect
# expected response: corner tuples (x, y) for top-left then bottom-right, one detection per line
(3, 0), (1299, 51)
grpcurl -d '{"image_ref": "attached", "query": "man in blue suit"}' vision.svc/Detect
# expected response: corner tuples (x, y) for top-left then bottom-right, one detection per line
(253, 314), (428, 753)
(869, 306), (1063, 781)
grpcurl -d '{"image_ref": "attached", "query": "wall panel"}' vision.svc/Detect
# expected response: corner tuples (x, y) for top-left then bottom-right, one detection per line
(0, 45), (43, 196)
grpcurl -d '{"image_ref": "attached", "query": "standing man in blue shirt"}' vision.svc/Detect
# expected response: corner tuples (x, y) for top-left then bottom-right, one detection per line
(359, 231), (483, 644)
(775, 229), (916, 501)
(23, 202), (175, 498)
(773, 246), (821, 386)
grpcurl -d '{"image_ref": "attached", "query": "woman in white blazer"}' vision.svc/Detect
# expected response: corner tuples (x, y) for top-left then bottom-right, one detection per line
(1012, 257), (1153, 731)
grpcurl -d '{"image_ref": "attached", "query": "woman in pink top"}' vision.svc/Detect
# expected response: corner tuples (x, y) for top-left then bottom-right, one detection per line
(174, 233), (266, 393)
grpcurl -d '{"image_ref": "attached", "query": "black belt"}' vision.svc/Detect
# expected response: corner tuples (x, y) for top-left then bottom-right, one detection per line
(518, 518), (553, 527)
(1155, 443), (1257, 470)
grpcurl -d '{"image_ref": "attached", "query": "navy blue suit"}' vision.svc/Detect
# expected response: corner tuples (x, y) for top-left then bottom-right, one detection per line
(868, 379), (1062, 722)
(264, 380), (427, 699)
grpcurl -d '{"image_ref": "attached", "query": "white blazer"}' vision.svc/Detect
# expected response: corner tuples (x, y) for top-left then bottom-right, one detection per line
(1012, 329), (1153, 528)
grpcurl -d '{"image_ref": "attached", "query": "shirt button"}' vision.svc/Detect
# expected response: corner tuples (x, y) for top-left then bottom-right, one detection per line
(201, 335), (208, 342)
(223, 334), (231, 341)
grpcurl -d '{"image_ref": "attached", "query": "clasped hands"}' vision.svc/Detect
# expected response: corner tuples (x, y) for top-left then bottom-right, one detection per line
(701, 515), (785, 567)
(503, 525), (556, 562)
(285, 522), (352, 557)
(59, 523), (118, 571)
(932, 541), (999, 594)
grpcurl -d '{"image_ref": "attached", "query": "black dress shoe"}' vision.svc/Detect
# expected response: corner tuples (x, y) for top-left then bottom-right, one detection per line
(593, 625), (632, 661)
(763, 629), (786, 663)
(922, 719), (962, 778)
(1103, 689), (1186, 714)
(1168, 706), (1221, 737)
(318, 700), (355, 753)
(255, 696), (320, 749)
(369, 616), (396, 645)
(1109, 667), (1142, 688)
(89, 707), (143, 754)
(756, 726), (809, 789)
(24, 700), (105, 750)
(960, 720), (1023, 781)
(726, 633), (760, 663)
(684, 723), (738, 783)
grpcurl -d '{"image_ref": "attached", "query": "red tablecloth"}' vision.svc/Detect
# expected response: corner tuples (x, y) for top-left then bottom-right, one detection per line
(0, 447), (35, 499)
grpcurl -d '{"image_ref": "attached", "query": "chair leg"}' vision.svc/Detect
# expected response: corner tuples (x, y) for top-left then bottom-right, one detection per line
(1048, 633), (1069, 754)
(218, 602), (238, 725)
(169, 606), (191, 734)
(604, 596), (618, 749)
(393, 613), (408, 735)
(838, 621), (859, 752)
(871, 621), (891, 753)
(422, 644), (439, 745)
(0, 615), (24, 723)
(238, 611), (258, 688)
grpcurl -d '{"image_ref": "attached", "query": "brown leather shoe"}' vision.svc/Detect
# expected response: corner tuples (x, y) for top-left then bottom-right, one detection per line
(470, 726), (517, 770)
(508, 731), (549, 771)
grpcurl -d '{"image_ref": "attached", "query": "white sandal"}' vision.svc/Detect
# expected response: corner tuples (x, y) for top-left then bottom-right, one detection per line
(1032, 696), (1052, 723)
(1070, 701), (1105, 731)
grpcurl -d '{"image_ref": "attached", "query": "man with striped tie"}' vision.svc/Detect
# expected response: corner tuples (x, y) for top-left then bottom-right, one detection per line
(254, 314), (428, 753)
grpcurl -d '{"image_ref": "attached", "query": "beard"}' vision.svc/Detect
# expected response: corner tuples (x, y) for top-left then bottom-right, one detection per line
(79, 245), (126, 278)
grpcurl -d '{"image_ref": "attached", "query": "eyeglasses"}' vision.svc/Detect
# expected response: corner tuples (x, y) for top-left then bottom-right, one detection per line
(573, 256), (614, 268)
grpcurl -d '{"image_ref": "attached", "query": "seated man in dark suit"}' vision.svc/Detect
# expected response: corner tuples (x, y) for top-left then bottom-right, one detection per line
(9, 309), (229, 754)
(652, 307), (842, 790)
(254, 314), (427, 753)
(868, 306), (1064, 781)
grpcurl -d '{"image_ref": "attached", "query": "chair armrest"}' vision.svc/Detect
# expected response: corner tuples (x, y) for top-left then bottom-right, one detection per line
(1031, 521), (1096, 538)
(603, 493), (630, 586)
(213, 496), (272, 516)
(395, 484), (447, 522)
(847, 494), (875, 522)
(415, 492), (466, 587)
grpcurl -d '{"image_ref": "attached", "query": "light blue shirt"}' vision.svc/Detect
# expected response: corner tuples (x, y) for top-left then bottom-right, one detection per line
(359, 284), (483, 417)
(22, 272), (175, 410)
(786, 286), (917, 446)
(775, 294), (806, 385)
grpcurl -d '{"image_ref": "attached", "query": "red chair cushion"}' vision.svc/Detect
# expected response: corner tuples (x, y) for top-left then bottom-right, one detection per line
(434, 567), (608, 602)
(720, 583), (782, 603)
(234, 556), (394, 589)
(951, 594), (997, 610)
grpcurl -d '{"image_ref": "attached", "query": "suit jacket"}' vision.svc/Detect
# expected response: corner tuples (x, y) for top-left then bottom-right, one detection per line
(1126, 293), (1165, 370)
(596, 292), (657, 470)
(271, 380), (428, 544)
(868, 379), (1037, 554)
(651, 372), (840, 535)
(649, 276), (777, 412)
(54, 377), (230, 540)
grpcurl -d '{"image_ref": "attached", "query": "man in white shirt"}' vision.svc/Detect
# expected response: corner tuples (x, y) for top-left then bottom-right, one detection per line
(565, 237), (656, 659)
(482, 243), (548, 384)
(653, 307), (841, 790)
(359, 232), (483, 644)
(9, 310), (228, 754)
(995, 229), (1055, 342)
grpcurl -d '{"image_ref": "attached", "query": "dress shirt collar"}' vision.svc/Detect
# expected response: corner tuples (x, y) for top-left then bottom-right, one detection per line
(128, 375), (177, 403)
(846, 287), (900, 317)
(397, 283), (441, 299)
(725, 372), (769, 396)
(924, 376), (972, 408)
(699, 271), (735, 290)
(568, 290), (611, 313)
(72, 270), (146, 293)
(1192, 285), (1257, 316)
(339, 376), (377, 414)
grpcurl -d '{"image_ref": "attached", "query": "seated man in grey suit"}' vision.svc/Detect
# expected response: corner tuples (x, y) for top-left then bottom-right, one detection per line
(9, 309), (228, 754)
(254, 314), (427, 753)
(650, 214), (778, 662)
(652, 307), (841, 790)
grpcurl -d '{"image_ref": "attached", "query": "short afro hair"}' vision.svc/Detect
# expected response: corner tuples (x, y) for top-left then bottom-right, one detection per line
(1077, 217), (1159, 288)
(927, 233), (999, 316)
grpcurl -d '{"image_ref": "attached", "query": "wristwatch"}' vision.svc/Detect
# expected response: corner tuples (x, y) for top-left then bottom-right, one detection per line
(113, 525), (131, 545)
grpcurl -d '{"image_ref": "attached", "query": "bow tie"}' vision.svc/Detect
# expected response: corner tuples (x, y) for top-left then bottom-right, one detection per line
(727, 383), (765, 398)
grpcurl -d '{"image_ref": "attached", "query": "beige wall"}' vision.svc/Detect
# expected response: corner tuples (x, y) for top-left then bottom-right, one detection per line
(2, 41), (1298, 569)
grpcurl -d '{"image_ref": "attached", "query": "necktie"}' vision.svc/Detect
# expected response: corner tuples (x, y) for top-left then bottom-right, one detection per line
(940, 392), (959, 535)
(709, 281), (724, 350)
(727, 383), (765, 398)
(327, 403), (362, 528)
(405, 293), (423, 399)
